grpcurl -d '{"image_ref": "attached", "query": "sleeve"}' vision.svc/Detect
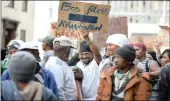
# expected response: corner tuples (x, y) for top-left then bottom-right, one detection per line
(64, 64), (77, 100)
(134, 78), (151, 100)
(45, 62), (66, 100)
(1, 70), (10, 81)
(43, 86), (58, 101)
(149, 67), (169, 101)
(47, 71), (59, 100)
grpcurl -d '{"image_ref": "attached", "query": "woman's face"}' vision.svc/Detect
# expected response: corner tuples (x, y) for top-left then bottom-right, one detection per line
(161, 52), (170, 67)
(106, 43), (119, 56)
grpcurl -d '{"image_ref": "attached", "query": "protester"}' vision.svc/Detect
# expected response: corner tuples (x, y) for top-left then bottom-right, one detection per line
(39, 36), (54, 67)
(99, 34), (129, 72)
(1, 40), (24, 74)
(132, 43), (161, 80)
(1, 42), (59, 98)
(149, 63), (170, 101)
(160, 49), (170, 67)
(45, 36), (77, 100)
(76, 29), (102, 100)
(96, 45), (151, 100)
(1, 51), (57, 100)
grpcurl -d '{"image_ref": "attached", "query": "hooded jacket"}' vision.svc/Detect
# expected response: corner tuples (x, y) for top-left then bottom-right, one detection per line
(1, 66), (59, 99)
(1, 80), (57, 101)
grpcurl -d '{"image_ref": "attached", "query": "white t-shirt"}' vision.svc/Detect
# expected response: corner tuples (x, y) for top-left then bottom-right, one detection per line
(76, 59), (99, 100)
(45, 56), (77, 100)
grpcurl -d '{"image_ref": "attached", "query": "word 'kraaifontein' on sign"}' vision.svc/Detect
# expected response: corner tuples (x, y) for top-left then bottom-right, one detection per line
(58, 1), (111, 32)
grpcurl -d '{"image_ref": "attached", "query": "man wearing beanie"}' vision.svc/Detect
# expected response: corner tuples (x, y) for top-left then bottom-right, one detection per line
(75, 29), (102, 100)
(99, 33), (129, 72)
(1, 51), (57, 100)
(1, 41), (59, 99)
(96, 45), (151, 101)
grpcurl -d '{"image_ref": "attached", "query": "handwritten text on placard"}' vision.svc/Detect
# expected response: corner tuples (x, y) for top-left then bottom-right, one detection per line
(58, 1), (111, 32)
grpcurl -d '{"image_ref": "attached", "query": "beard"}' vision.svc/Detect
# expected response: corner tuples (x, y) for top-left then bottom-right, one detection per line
(82, 59), (92, 65)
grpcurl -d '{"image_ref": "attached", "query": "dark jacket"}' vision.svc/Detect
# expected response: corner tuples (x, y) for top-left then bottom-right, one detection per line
(1, 66), (59, 99)
(1, 80), (57, 100)
(149, 63), (170, 101)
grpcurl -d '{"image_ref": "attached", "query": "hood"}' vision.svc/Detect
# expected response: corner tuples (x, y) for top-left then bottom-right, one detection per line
(19, 81), (43, 100)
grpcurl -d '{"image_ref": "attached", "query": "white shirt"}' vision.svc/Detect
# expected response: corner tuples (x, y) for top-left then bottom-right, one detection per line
(45, 56), (77, 100)
(76, 59), (99, 100)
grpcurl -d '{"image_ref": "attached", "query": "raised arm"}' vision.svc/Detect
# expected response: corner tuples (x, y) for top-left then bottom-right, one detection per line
(81, 29), (102, 64)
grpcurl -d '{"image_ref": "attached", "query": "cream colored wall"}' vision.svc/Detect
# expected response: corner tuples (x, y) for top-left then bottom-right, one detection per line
(2, 1), (35, 42)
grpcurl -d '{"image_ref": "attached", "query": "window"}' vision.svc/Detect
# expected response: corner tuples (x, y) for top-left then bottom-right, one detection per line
(20, 30), (26, 41)
(8, 0), (15, 8)
(22, 0), (28, 12)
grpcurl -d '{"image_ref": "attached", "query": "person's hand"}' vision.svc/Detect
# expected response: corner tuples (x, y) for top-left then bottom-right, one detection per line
(80, 28), (90, 41)
(141, 72), (150, 80)
(155, 42), (162, 50)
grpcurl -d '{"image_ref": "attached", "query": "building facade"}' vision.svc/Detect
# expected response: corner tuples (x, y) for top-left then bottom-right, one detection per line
(109, 1), (169, 36)
(2, 1), (35, 48)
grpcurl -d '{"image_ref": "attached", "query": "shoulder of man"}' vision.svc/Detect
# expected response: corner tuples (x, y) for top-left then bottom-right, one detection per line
(100, 66), (117, 78)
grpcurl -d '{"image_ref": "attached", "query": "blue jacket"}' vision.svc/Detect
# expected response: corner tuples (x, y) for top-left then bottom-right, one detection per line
(1, 66), (59, 100)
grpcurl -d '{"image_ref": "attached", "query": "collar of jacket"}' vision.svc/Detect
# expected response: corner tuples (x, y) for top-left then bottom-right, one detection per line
(100, 65), (142, 91)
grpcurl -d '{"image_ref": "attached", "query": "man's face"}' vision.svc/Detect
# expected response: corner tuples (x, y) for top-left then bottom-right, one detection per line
(114, 55), (129, 70)
(79, 52), (93, 65)
(8, 48), (17, 55)
(161, 52), (170, 67)
(134, 46), (145, 60)
(42, 42), (47, 51)
(106, 43), (119, 56)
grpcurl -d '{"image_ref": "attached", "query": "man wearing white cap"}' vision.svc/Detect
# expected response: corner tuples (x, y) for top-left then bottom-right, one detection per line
(45, 36), (77, 100)
(99, 34), (129, 72)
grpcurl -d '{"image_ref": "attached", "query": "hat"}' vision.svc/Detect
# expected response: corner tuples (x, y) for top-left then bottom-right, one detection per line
(115, 45), (136, 62)
(8, 51), (37, 82)
(53, 36), (74, 48)
(80, 41), (92, 53)
(7, 40), (25, 50)
(132, 43), (146, 51)
(18, 42), (39, 51)
(106, 34), (129, 47)
(39, 36), (54, 48)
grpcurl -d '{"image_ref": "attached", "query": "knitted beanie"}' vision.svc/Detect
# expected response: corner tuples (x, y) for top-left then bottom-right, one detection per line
(115, 45), (136, 62)
(8, 51), (37, 82)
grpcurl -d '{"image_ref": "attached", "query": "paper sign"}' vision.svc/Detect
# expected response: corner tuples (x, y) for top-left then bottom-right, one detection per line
(93, 32), (109, 48)
(58, 1), (111, 32)
(108, 17), (128, 36)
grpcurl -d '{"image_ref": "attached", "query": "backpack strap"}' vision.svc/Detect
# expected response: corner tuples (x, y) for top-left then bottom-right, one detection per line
(145, 60), (151, 72)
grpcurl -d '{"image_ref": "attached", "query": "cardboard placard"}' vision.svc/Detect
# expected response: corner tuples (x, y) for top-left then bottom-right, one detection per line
(108, 17), (128, 36)
(58, 1), (111, 32)
(93, 32), (109, 48)
(155, 28), (170, 47)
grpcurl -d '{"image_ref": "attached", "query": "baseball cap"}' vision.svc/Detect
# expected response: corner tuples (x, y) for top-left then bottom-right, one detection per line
(39, 36), (54, 47)
(7, 40), (25, 50)
(18, 41), (38, 51)
(53, 36), (74, 48)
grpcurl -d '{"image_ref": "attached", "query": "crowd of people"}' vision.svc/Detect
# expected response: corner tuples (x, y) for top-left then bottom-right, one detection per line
(1, 29), (170, 101)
